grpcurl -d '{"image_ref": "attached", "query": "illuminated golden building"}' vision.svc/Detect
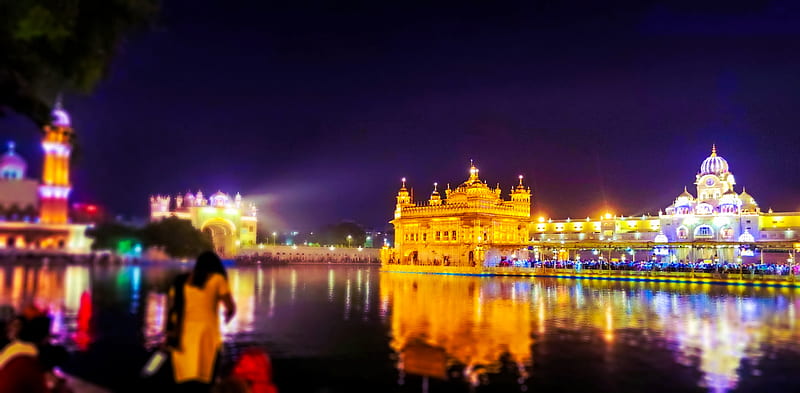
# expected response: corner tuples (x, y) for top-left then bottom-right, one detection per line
(386, 163), (531, 266)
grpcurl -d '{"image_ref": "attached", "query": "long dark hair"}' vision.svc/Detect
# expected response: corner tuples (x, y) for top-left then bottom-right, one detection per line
(190, 251), (227, 288)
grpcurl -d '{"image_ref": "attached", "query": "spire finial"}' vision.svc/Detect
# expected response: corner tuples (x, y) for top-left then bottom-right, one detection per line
(468, 160), (479, 181)
(401, 177), (406, 188)
(51, 93), (71, 127)
(518, 175), (524, 186)
(684, 185), (688, 192)
(54, 93), (64, 110)
(433, 182), (438, 192)
(711, 144), (717, 156)
(6, 141), (15, 154)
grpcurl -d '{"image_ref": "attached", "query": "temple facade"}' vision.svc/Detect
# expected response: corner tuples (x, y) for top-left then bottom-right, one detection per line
(533, 146), (800, 263)
(0, 101), (92, 252)
(386, 164), (532, 266)
(149, 191), (258, 257)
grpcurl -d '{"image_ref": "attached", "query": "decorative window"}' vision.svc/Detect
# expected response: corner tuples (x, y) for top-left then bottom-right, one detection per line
(435, 231), (441, 241)
(451, 231), (456, 240)
(422, 233), (427, 242)
(720, 227), (733, 240)
(443, 231), (449, 241)
(694, 225), (713, 238)
(677, 226), (689, 240)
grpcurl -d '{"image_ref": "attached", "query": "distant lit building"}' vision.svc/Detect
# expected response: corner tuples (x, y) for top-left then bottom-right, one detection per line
(0, 101), (92, 252)
(386, 163), (532, 266)
(70, 203), (106, 225)
(149, 191), (258, 257)
(534, 145), (800, 263)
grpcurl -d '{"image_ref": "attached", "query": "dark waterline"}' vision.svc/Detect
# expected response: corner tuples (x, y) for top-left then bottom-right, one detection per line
(1, 262), (799, 392)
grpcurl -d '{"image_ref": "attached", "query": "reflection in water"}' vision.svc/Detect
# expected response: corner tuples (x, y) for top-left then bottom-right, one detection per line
(381, 273), (800, 392)
(2, 264), (800, 391)
(0, 265), (90, 346)
(222, 269), (255, 337)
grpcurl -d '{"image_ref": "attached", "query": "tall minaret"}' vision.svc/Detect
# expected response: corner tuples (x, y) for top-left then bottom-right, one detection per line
(39, 98), (74, 224)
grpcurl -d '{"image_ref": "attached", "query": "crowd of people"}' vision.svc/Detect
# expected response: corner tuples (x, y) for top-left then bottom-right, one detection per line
(234, 253), (379, 265)
(496, 259), (800, 276)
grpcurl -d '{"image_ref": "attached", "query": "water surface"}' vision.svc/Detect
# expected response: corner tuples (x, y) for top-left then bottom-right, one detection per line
(1, 263), (798, 392)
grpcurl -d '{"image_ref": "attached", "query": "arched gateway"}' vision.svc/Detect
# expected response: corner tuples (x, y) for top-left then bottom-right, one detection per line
(150, 190), (258, 258)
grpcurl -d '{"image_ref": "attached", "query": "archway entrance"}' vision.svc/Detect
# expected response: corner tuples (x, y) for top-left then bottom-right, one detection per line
(201, 218), (237, 258)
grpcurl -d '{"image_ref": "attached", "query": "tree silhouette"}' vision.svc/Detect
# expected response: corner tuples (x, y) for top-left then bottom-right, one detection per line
(0, 0), (158, 125)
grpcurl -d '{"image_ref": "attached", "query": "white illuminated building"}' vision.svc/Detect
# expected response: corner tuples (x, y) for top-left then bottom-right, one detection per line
(659, 145), (760, 243)
(534, 145), (800, 263)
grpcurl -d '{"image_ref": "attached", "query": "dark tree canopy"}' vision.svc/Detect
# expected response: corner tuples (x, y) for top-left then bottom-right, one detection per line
(0, 0), (158, 125)
(315, 221), (367, 247)
(139, 217), (213, 258)
(85, 221), (138, 251)
(87, 217), (213, 258)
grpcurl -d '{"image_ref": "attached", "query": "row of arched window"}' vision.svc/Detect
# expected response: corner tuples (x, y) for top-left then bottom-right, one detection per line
(676, 225), (734, 240)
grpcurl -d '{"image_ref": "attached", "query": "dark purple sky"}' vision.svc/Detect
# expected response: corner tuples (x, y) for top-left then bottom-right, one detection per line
(3, 0), (800, 231)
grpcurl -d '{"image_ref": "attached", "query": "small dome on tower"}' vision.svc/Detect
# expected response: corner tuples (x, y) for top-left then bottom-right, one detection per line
(739, 187), (758, 211)
(514, 175), (526, 191)
(0, 141), (27, 180)
(211, 191), (229, 207)
(699, 144), (729, 175)
(676, 186), (694, 202)
(51, 96), (71, 127)
(429, 182), (442, 205)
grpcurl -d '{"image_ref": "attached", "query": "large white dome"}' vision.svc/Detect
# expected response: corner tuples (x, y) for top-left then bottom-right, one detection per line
(700, 145), (729, 175)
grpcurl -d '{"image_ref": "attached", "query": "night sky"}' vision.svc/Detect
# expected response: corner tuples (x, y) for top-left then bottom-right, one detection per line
(3, 0), (800, 231)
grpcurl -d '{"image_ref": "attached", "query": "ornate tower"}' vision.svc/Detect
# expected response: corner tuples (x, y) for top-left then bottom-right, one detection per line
(429, 182), (442, 206)
(510, 175), (531, 214)
(395, 177), (413, 218)
(39, 99), (75, 224)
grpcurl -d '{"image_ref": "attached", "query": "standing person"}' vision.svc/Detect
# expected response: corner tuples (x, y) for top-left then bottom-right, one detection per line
(166, 251), (237, 393)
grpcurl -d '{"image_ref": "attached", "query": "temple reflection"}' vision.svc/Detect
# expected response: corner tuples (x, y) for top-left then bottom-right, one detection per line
(0, 265), (90, 345)
(381, 273), (800, 390)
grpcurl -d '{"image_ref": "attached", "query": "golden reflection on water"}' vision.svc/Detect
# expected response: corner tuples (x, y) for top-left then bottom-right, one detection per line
(381, 273), (800, 391)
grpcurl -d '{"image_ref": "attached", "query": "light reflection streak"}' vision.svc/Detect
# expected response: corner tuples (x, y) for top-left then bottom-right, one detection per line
(364, 271), (370, 315)
(268, 273), (275, 319)
(290, 269), (297, 303)
(328, 269), (335, 302)
(344, 278), (352, 320)
(222, 269), (256, 337)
